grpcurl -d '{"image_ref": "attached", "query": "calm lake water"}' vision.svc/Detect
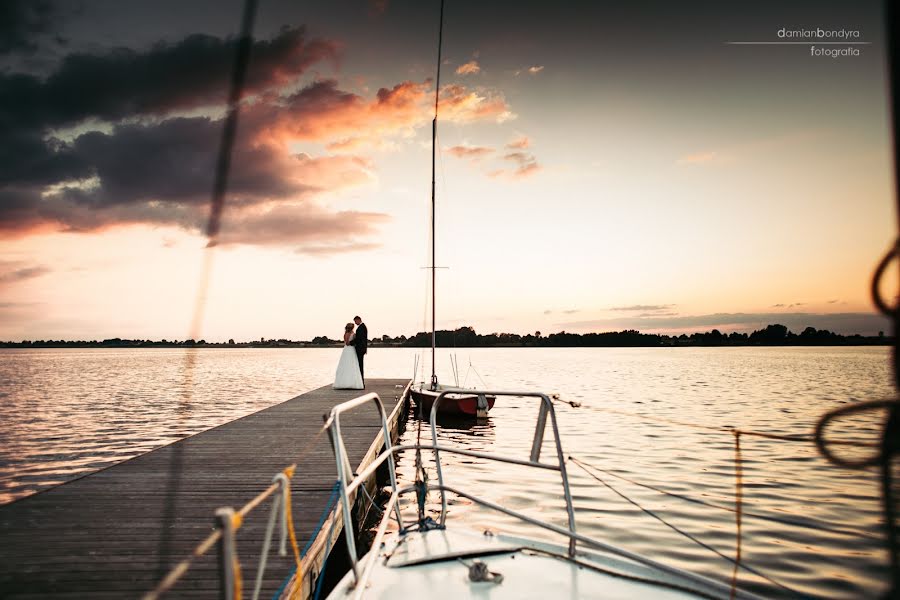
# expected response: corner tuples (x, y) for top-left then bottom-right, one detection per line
(0, 346), (892, 598)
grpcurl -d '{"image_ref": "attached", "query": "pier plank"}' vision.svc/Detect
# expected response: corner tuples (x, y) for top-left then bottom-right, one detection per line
(0, 379), (410, 599)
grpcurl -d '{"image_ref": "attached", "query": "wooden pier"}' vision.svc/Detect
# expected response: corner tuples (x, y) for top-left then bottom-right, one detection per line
(0, 379), (411, 599)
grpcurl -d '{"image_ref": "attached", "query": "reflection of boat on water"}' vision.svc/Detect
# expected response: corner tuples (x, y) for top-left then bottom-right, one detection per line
(409, 0), (494, 419)
(324, 389), (762, 600)
(409, 404), (497, 434)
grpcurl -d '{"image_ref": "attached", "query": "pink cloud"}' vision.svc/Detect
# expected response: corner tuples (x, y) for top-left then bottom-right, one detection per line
(456, 60), (481, 76)
(446, 145), (494, 159)
(489, 151), (541, 179)
(218, 203), (389, 253)
(506, 136), (530, 150)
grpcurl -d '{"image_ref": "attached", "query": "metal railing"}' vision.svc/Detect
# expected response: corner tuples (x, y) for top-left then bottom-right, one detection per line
(428, 388), (577, 554)
(322, 392), (404, 585)
(144, 466), (301, 600)
(323, 388), (576, 590)
(325, 387), (761, 600)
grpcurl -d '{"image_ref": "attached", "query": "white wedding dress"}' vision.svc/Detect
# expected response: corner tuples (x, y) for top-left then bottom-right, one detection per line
(333, 334), (363, 390)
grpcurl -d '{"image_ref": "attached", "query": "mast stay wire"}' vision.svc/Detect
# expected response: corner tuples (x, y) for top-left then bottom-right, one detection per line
(158, 0), (259, 582)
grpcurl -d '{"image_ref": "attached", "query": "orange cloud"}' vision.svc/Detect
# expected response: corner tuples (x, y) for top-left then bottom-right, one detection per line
(218, 203), (389, 254)
(456, 60), (481, 75)
(489, 151), (541, 179)
(438, 84), (514, 123)
(515, 65), (544, 76)
(446, 145), (494, 159)
(506, 136), (530, 150)
(252, 80), (421, 146)
(290, 153), (376, 192)
(256, 79), (513, 150)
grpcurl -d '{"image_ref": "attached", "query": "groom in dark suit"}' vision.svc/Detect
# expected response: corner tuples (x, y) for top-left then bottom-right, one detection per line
(352, 315), (368, 386)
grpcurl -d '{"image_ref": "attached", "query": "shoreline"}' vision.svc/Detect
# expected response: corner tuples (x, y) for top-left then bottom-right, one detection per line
(0, 341), (891, 349)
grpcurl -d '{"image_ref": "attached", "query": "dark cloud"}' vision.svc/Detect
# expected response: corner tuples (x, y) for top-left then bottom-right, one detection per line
(0, 26), (338, 133)
(0, 25), (484, 253)
(0, 128), (90, 186)
(1, 114), (381, 242)
(0, 186), (57, 232)
(368, 0), (390, 17)
(0, 0), (57, 54)
(558, 312), (891, 336)
(610, 304), (676, 312)
(562, 309), (579, 314)
(59, 117), (318, 208)
(0, 26), (347, 240)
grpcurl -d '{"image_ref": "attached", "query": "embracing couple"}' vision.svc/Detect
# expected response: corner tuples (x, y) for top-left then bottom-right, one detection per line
(333, 316), (368, 390)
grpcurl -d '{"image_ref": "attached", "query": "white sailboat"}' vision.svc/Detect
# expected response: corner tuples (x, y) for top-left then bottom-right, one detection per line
(322, 389), (762, 599)
(408, 0), (495, 420)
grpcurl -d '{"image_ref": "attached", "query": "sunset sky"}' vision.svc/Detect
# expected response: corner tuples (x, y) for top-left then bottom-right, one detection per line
(0, 0), (895, 342)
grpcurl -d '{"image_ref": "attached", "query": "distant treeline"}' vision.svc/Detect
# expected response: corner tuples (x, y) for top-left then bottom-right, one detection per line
(385, 324), (889, 347)
(0, 324), (890, 348)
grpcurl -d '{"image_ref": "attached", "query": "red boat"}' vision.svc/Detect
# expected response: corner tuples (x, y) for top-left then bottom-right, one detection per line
(410, 385), (496, 418)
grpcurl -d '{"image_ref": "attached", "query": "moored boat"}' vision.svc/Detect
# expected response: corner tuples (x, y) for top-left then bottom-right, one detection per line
(409, 384), (495, 417)
(322, 389), (763, 600)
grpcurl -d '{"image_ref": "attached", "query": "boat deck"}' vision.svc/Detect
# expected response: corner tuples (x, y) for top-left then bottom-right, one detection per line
(0, 379), (410, 599)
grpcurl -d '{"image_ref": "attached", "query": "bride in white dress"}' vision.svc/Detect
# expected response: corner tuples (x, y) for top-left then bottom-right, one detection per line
(333, 322), (364, 390)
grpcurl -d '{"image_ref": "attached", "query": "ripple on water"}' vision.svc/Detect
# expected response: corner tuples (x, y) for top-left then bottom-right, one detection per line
(0, 346), (893, 599)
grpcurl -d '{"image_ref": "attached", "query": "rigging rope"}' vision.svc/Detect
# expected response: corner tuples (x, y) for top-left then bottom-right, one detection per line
(729, 431), (743, 600)
(583, 404), (879, 448)
(567, 455), (878, 541)
(568, 457), (802, 598)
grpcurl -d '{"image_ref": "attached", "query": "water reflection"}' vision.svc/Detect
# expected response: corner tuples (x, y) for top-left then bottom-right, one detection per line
(0, 346), (892, 599)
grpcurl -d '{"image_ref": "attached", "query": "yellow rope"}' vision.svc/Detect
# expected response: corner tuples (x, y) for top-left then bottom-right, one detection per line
(281, 464), (304, 598)
(145, 425), (323, 599)
(234, 555), (243, 600)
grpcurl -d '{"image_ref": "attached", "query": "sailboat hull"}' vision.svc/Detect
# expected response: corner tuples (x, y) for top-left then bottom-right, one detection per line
(410, 386), (496, 417)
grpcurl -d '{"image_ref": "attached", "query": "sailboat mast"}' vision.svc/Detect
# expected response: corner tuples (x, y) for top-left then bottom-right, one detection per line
(430, 0), (444, 390)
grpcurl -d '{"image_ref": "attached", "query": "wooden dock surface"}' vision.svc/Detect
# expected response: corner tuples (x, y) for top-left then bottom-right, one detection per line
(0, 379), (411, 599)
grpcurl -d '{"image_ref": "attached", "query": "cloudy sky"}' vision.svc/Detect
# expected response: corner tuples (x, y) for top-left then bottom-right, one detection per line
(0, 0), (894, 341)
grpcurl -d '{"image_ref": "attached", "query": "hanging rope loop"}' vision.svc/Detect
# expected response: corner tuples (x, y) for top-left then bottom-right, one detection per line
(871, 238), (900, 318)
(814, 399), (895, 469)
